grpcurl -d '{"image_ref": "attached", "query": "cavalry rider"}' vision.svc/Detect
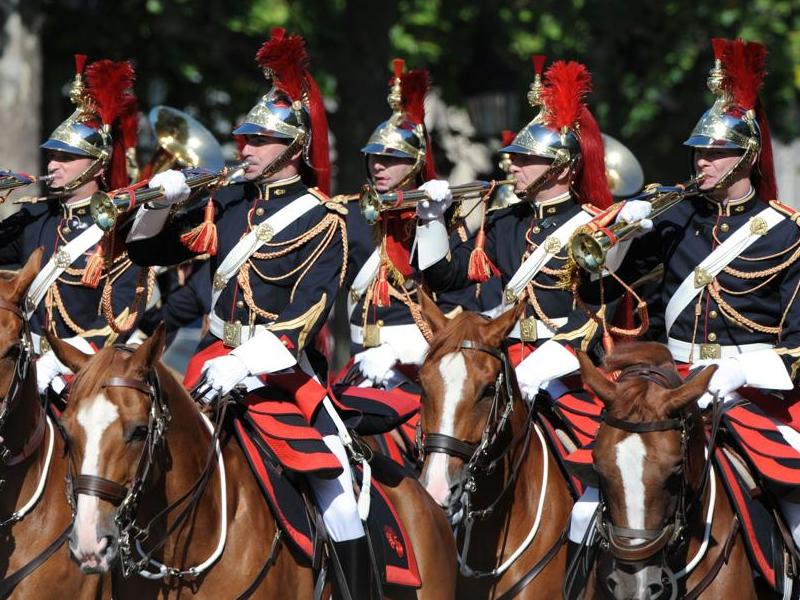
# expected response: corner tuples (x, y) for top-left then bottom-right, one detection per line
(0, 55), (149, 396)
(414, 57), (614, 410)
(344, 59), (487, 397)
(125, 29), (373, 599)
(572, 38), (800, 555)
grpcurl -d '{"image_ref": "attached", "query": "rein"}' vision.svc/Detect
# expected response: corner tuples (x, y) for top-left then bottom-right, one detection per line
(594, 361), (728, 594)
(65, 354), (231, 581)
(420, 339), (565, 591)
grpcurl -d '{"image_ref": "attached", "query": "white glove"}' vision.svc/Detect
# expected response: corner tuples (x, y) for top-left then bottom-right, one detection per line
(616, 200), (653, 232)
(198, 354), (250, 404)
(695, 357), (746, 409)
(416, 179), (453, 221)
(36, 350), (71, 395)
(516, 371), (544, 404)
(353, 344), (399, 385)
(148, 169), (190, 206)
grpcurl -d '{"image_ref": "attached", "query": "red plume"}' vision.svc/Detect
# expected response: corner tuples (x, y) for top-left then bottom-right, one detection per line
(754, 100), (778, 200)
(575, 107), (612, 208)
(541, 61), (592, 130)
(305, 74), (331, 195)
(393, 58), (405, 79)
(74, 53), (87, 75)
(501, 130), (517, 146)
(711, 38), (726, 61)
(532, 54), (547, 76)
(400, 69), (436, 180)
(721, 39), (767, 111)
(85, 59), (138, 189)
(255, 27), (308, 102)
(85, 60), (136, 129)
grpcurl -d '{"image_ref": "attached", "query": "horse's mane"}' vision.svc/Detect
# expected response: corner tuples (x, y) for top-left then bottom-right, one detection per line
(70, 345), (123, 399)
(426, 311), (490, 364)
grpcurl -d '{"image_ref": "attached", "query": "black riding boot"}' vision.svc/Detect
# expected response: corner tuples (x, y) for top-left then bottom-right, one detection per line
(331, 536), (375, 600)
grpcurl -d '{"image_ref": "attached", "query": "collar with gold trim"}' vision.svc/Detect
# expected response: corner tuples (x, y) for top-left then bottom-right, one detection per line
(254, 175), (303, 201)
(705, 186), (757, 217)
(532, 191), (574, 219)
(60, 195), (92, 221)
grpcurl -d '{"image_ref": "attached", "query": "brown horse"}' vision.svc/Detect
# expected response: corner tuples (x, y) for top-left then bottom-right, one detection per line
(416, 294), (574, 599)
(577, 342), (761, 600)
(49, 323), (456, 598)
(0, 249), (109, 599)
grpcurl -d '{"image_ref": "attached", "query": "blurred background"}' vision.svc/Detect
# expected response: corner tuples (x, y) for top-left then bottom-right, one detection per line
(1, 0), (799, 367)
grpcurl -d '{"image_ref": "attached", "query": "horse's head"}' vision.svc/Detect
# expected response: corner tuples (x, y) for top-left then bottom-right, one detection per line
(53, 325), (167, 574)
(0, 249), (41, 407)
(416, 290), (524, 508)
(578, 342), (717, 600)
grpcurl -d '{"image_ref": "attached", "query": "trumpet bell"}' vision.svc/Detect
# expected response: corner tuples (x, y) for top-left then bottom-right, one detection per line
(602, 133), (644, 198)
(148, 106), (225, 172)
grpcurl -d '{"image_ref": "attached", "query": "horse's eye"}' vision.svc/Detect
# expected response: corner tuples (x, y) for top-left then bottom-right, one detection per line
(129, 425), (149, 442)
(481, 384), (496, 400)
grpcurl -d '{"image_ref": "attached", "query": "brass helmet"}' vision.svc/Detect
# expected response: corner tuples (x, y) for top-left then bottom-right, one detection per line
(233, 28), (330, 194)
(684, 38), (776, 199)
(41, 55), (139, 192)
(501, 56), (611, 208)
(361, 59), (436, 190)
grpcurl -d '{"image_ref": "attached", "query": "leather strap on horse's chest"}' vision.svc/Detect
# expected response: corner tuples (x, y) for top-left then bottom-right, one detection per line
(0, 524), (70, 597)
(24, 223), (104, 318)
(665, 206), (784, 334)
(209, 193), (320, 314)
(683, 516), (740, 600)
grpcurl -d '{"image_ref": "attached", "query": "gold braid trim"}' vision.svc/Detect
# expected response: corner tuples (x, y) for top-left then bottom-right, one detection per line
(101, 267), (155, 336)
(721, 244), (800, 279)
(269, 293), (328, 352)
(705, 282), (780, 334)
(524, 284), (568, 331)
(237, 265), (278, 321)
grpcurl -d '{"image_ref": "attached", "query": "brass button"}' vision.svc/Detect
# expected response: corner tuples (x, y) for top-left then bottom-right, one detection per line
(274, 188), (285, 196)
(62, 226), (71, 234)
(255, 207), (265, 216)
(709, 310), (718, 319)
(377, 319), (384, 326)
(532, 226), (541, 234)
(236, 300), (245, 309)
(707, 332), (717, 342)
(546, 207), (556, 214)
(720, 223), (729, 233)
(735, 205), (744, 213)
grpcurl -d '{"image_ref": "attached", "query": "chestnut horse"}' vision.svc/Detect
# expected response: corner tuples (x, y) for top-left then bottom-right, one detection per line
(49, 324), (456, 598)
(416, 295), (574, 599)
(577, 342), (760, 599)
(0, 249), (109, 599)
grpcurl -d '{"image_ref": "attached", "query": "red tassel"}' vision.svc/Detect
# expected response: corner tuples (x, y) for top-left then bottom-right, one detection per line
(180, 198), (218, 255)
(81, 244), (105, 288)
(467, 230), (500, 283)
(372, 265), (391, 307)
(392, 58), (405, 79)
(74, 54), (87, 75)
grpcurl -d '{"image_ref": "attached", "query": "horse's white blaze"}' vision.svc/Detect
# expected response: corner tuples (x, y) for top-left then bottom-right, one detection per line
(615, 434), (647, 543)
(73, 394), (119, 560)
(422, 352), (467, 505)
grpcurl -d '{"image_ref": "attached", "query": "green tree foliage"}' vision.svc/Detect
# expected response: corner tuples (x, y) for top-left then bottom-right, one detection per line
(40, 0), (800, 187)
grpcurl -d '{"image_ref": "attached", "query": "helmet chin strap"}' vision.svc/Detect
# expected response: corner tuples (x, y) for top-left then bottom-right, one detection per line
(708, 142), (758, 195)
(365, 151), (424, 195)
(50, 156), (106, 196)
(253, 134), (305, 185)
(519, 150), (574, 202)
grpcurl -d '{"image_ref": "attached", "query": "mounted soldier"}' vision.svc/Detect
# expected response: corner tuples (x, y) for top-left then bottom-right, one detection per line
(0, 55), (150, 397)
(124, 28), (378, 599)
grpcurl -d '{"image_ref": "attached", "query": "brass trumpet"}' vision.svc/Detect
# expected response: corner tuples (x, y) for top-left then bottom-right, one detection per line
(90, 160), (248, 232)
(569, 174), (704, 273)
(353, 178), (514, 225)
(0, 170), (53, 201)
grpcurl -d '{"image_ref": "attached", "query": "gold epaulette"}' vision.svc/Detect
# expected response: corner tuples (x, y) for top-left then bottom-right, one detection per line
(310, 186), (349, 215)
(769, 200), (800, 225)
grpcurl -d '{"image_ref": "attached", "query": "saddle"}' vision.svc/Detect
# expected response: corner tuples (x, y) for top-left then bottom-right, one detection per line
(232, 413), (421, 589)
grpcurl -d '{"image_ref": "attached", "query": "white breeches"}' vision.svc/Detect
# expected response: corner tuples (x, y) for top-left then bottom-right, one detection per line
(569, 485), (599, 543)
(308, 435), (366, 542)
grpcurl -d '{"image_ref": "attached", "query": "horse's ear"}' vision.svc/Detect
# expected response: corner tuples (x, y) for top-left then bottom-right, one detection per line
(417, 287), (448, 334)
(11, 247), (44, 303)
(663, 365), (718, 415)
(577, 350), (618, 407)
(46, 330), (92, 373)
(485, 302), (525, 347)
(128, 323), (166, 373)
